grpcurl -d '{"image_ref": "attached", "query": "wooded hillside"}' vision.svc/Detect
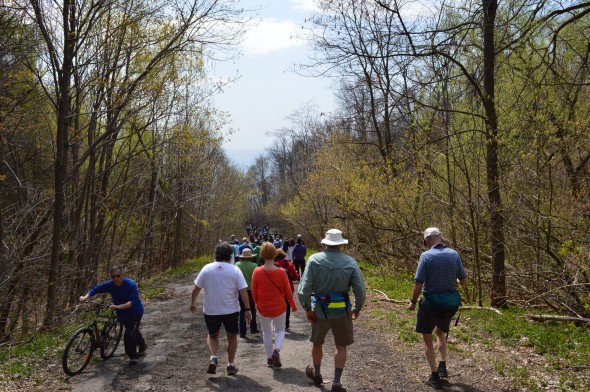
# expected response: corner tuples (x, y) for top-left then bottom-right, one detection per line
(1, 0), (589, 343)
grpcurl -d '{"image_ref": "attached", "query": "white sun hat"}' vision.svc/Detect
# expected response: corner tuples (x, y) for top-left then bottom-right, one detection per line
(321, 229), (349, 245)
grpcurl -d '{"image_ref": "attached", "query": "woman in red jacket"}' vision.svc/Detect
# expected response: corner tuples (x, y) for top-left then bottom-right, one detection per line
(274, 248), (299, 330)
(251, 242), (298, 367)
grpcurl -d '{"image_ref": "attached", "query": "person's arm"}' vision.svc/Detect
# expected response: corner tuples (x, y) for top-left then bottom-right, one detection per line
(408, 282), (423, 311)
(251, 268), (260, 303)
(287, 261), (299, 282)
(189, 286), (201, 314)
(350, 265), (366, 320)
(112, 282), (140, 310)
(79, 281), (108, 301)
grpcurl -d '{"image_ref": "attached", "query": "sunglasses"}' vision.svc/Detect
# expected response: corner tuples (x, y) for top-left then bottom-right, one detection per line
(111, 274), (121, 279)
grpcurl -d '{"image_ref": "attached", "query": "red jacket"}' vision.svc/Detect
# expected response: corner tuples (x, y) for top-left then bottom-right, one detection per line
(275, 259), (299, 293)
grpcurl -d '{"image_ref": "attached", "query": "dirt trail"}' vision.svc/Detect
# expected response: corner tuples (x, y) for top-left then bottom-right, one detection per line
(60, 274), (508, 392)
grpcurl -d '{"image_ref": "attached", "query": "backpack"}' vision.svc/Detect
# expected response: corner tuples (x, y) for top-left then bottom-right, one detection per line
(275, 260), (294, 281)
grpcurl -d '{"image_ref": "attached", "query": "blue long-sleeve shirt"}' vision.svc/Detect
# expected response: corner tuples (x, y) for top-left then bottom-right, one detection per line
(297, 249), (366, 319)
(88, 277), (144, 322)
(414, 243), (466, 294)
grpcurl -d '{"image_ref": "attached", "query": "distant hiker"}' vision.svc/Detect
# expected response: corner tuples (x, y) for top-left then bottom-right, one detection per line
(79, 265), (147, 365)
(292, 236), (307, 279)
(189, 242), (252, 376)
(238, 237), (252, 255)
(298, 229), (366, 392)
(251, 242), (298, 368)
(285, 237), (296, 262)
(408, 227), (467, 390)
(274, 248), (299, 330)
(235, 248), (260, 338)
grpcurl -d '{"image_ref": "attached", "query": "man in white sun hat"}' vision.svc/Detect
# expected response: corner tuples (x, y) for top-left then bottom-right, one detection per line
(298, 229), (366, 392)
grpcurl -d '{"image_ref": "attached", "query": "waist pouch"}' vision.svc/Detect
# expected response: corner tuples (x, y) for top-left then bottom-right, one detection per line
(423, 291), (461, 312)
(313, 291), (350, 317)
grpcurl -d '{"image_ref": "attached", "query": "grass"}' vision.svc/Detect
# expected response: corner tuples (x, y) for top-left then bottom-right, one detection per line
(364, 268), (590, 390)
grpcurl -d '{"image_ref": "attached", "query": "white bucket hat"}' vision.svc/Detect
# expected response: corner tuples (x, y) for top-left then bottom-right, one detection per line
(321, 229), (349, 245)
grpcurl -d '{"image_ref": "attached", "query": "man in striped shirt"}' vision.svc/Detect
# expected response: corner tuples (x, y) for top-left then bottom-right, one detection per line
(408, 227), (467, 389)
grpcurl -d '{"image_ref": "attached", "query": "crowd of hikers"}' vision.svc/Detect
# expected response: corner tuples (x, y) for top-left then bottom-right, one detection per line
(81, 225), (466, 391)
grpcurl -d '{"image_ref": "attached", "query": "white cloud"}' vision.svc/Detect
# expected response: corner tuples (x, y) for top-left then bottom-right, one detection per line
(288, 0), (320, 13)
(242, 18), (305, 56)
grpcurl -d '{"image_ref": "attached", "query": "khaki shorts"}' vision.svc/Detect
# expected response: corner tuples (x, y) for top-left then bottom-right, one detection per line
(310, 312), (354, 346)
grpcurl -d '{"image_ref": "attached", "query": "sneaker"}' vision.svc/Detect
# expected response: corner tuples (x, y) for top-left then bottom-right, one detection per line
(305, 365), (323, 386)
(207, 358), (218, 374)
(251, 329), (260, 334)
(331, 384), (347, 392)
(267, 358), (274, 367)
(437, 362), (448, 378)
(425, 374), (444, 390)
(128, 358), (138, 365)
(226, 364), (239, 375)
(239, 334), (247, 339)
(138, 342), (148, 356)
(272, 349), (281, 367)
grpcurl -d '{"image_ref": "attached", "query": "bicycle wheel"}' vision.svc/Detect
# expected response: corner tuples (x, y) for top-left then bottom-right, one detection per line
(62, 328), (95, 376)
(100, 319), (123, 359)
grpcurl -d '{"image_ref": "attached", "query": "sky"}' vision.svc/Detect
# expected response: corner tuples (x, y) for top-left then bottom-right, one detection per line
(209, 0), (337, 169)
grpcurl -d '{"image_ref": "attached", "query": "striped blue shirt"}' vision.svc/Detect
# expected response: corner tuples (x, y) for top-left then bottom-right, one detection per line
(414, 244), (466, 294)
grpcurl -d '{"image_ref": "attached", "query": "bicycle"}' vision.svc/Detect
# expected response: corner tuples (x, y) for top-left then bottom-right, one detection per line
(62, 300), (123, 376)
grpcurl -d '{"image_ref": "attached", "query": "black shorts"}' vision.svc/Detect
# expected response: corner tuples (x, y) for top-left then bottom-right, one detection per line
(416, 298), (456, 334)
(204, 312), (240, 336)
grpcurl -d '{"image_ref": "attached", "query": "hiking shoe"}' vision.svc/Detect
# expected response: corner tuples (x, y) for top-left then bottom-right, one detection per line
(437, 362), (448, 378)
(226, 364), (239, 375)
(331, 384), (347, 392)
(425, 374), (444, 390)
(207, 358), (218, 374)
(267, 358), (274, 367)
(305, 365), (323, 386)
(138, 341), (148, 356)
(272, 349), (281, 367)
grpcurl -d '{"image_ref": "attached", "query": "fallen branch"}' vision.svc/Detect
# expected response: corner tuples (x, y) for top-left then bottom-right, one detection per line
(372, 290), (503, 315)
(372, 289), (407, 304)
(525, 314), (590, 324)
(460, 306), (503, 315)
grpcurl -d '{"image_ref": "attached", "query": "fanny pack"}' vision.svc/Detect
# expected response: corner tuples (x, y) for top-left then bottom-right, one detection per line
(423, 291), (461, 313)
(313, 291), (350, 317)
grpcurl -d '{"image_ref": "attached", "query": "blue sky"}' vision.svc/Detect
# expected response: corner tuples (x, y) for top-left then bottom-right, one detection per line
(209, 0), (337, 169)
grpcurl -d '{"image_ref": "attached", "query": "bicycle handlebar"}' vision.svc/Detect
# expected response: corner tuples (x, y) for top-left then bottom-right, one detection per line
(80, 300), (111, 308)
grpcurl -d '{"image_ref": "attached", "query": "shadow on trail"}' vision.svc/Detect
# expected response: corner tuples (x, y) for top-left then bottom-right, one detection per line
(446, 381), (488, 392)
(269, 366), (325, 388)
(208, 374), (273, 391)
(284, 330), (310, 341)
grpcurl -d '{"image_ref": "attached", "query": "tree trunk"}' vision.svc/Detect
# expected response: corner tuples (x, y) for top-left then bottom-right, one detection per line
(44, 0), (76, 328)
(482, 0), (507, 308)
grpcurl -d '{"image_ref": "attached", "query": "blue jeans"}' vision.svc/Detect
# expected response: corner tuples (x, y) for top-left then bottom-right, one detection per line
(238, 290), (258, 335)
(123, 313), (145, 360)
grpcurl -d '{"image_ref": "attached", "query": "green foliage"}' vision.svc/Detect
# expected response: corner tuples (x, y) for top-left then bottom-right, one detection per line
(0, 331), (67, 378)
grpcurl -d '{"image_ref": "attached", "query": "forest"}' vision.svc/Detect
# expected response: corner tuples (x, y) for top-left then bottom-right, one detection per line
(1, 0), (589, 345)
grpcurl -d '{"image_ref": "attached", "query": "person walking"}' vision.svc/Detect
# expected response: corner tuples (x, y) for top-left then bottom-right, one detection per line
(408, 227), (467, 390)
(292, 236), (307, 279)
(235, 248), (260, 338)
(189, 242), (252, 376)
(79, 265), (147, 365)
(274, 248), (299, 330)
(297, 229), (366, 392)
(251, 242), (298, 368)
